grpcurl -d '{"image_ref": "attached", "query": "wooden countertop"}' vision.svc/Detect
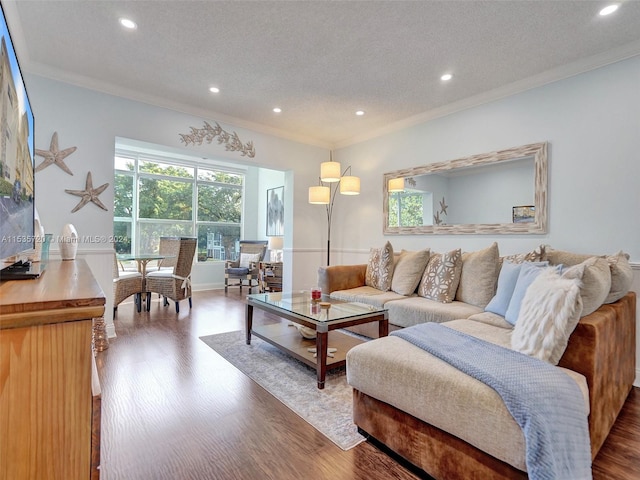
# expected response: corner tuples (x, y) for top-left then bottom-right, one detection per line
(0, 259), (106, 330)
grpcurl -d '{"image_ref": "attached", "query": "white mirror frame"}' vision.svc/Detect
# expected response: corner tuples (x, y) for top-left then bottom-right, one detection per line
(383, 142), (548, 235)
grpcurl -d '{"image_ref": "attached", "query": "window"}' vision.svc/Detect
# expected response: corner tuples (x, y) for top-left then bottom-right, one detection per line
(114, 151), (243, 262)
(388, 191), (426, 227)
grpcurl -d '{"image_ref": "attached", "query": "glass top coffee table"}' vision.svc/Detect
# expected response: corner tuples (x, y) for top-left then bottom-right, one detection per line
(246, 291), (388, 389)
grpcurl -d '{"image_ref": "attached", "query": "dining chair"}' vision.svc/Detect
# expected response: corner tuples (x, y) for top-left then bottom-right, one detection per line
(145, 237), (197, 313)
(224, 240), (268, 293)
(113, 252), (144, 314)
(157, 236), (180, 271)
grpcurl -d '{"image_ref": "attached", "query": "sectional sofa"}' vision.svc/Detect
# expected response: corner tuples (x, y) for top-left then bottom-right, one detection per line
(318, 242), (636, 479)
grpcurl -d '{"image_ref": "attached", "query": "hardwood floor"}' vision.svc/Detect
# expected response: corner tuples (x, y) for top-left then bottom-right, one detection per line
(98, 289), (640, 479)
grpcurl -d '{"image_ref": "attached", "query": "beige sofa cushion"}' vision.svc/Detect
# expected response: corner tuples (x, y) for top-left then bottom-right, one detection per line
(546, 247), (629, 308)
(605, 251), (633, 304)
(455, 242), (500, 308)
(467, 311), (513, 329)
(330, 286), (408, 308)
(391, 249), (431, 295)
(418, 248), (462, 303)
(365, 241), (394, 291)
(385, 296), (482, 328)
(563, 257), (611, 316)
(346, 329), (589, 472)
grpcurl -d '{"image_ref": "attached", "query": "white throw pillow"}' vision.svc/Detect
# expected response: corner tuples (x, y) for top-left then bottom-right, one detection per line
(511, 268), (583, 365)
(239, 252), (261, 268)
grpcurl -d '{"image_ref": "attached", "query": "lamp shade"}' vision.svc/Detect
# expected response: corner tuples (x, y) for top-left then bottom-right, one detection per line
(388, 178), (404, 192)
(340, 175), (360, 195)
(320, 161), (341, 182)
(308, 185), (330, 204)
(268, 236), (283, 250)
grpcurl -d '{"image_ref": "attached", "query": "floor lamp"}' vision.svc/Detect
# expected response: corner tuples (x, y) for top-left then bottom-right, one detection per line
(308, 152), (360, 265)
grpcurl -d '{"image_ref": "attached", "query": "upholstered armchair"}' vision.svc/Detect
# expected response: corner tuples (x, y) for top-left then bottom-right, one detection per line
(113, 252), (144, 314)
(145, 237), (197, 313)
(224, 240), (268, 293)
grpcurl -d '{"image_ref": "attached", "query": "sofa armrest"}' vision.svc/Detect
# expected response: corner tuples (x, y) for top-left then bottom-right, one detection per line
(317, 264), (367, 294)
(558, 291), (636, 457)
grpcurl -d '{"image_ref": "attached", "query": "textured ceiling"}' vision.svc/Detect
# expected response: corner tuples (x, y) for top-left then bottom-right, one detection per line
(6, 0), (640, 147)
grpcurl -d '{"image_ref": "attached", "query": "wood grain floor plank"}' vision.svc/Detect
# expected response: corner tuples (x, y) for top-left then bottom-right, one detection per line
(98, 289), (640, 479)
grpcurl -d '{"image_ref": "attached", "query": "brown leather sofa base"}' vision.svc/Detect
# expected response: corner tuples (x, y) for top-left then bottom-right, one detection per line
(353, 389), (527, 480)
(351, 292), (636, 478)
(558, 292), (636, 457)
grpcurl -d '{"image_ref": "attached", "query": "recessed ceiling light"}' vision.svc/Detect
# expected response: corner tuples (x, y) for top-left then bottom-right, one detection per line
(599, 4), (619, 16)
(441, 73), (453, 81)
(355, 110), (365, 116)
(119, 18), (137, 29)
(273, 107), (282, 113)
(209, 87), (220, 93)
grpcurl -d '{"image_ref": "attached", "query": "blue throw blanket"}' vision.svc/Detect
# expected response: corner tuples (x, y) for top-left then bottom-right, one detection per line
(391, 323), (591, 480)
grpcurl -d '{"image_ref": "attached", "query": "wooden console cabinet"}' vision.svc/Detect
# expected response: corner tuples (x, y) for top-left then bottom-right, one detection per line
(0, 260), (106, 480)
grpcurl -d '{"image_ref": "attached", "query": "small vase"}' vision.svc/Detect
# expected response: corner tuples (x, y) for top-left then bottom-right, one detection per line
(60, 223), (78, 260)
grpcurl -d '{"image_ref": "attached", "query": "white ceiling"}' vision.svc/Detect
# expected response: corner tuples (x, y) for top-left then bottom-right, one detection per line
(6, 0), (640, 148)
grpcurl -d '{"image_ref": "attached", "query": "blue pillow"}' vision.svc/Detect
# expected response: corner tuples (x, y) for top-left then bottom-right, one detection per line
(485, 261), (523, 317)
(504, 262), (559, 325)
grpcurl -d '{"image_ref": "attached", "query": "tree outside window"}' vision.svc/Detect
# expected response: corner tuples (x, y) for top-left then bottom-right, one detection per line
(114, 153), (243, 262)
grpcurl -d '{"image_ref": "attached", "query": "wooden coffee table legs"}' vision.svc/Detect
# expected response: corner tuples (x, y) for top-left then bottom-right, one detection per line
(316, 331), (328, 389)
(246, 303), (253, 345)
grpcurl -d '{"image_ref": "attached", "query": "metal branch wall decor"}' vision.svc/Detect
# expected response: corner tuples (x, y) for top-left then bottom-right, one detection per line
(179, 121), (255, 158)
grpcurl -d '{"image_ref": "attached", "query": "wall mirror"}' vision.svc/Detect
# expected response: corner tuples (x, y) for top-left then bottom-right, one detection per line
(383, 142), (547, 234)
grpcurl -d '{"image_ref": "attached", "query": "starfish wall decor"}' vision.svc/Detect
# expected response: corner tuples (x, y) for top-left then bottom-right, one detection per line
(65, 171), (109, 213)
(35, 131), (77, 175)
(179, 121), (256, 158)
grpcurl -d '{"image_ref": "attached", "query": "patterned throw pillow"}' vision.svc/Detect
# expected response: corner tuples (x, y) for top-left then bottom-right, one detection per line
(365, 241), (394, 291)
(418, 248), (463, 303)
(502, 244), (547, 264)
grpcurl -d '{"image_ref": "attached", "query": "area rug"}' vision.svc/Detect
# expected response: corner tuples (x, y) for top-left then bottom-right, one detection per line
(199, 330), (365, 450)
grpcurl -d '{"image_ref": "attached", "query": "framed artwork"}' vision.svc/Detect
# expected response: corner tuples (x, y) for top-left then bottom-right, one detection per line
(266, 186), (284, 236)
(512, 205), (535, 223)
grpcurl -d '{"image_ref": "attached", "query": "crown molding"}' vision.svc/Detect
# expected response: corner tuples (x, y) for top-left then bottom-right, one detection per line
(25, 62), (332, 150)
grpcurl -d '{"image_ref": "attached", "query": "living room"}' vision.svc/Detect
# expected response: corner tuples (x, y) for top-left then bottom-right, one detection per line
(2, 1), (639, 478)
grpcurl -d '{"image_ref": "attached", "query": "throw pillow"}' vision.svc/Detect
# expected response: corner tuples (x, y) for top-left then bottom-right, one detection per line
(455, 242), (500, 308)
(391, 248), (431, 296)
(418, 248), (462, 303)
(511, 268), (583, 365)
(504, 262), (560, 325)
(561, 256), (611, 316)
(484, 261), (523, 317)
(239, 252), (261, 268)
(485, 260), (549, 317)
(545, 247), (591, 267)
(604, 251), (633, 304)
(365, 241), (395, 291)
(501, 244), (547, 265)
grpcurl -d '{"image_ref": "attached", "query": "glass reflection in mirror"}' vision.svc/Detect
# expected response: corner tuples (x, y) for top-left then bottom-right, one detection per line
(383, 142), (547, 234)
